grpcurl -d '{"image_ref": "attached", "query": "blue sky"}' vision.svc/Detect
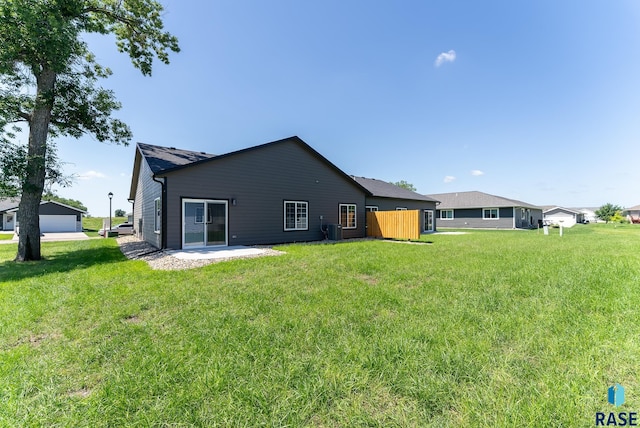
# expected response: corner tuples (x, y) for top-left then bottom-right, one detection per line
(49, 0), (640, 216)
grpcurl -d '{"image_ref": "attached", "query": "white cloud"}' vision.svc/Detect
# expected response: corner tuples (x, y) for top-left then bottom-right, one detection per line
(435, 50), (456, 67)
(443, 175), (456, 183)
(78, 170), (107, 180)
(471, 170), (485, 176)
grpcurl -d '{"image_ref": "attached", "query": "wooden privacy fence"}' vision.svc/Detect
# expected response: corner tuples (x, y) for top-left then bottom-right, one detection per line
(366, 210), (420, 240)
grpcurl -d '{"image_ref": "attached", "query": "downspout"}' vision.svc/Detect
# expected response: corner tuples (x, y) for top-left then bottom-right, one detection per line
(127, 198), (135, 234)
(152, 175), (167, 249)
(513, 207), (516, 229)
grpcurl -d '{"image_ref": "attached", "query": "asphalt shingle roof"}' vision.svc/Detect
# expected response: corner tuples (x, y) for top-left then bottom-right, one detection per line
(137, 143), (217, 174)
(426, 191), (540, 210)
(352, 176), (439, 202)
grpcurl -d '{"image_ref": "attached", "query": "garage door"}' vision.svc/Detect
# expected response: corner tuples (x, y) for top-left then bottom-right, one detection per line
(39, 215), (77, 232)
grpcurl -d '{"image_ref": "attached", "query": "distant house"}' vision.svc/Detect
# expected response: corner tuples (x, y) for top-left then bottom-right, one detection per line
(0, 197), (20, 231)
(426, 191), (543, 229)
(624, 205), (640, 224)
(1, 200), (85, 232)
(577, 207), (599, 223)
(351, 176), (439, 232)
(542, 206), (584, 227)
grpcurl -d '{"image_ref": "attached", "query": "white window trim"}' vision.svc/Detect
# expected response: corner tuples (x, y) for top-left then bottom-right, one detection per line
(365, 206), (378, 212)
(440, 209), (454, 220)
(284, 201), (308, 231)
(154, 197), (161, 233)
(483, 208), (500, 220)
(339, 204), (357, 229)
(396, 207), (407, 211)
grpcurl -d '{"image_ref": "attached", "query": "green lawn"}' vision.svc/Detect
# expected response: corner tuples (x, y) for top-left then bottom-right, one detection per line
(82, 216), (127, 237)
(0, 234), (13, 241)
(1, 224), (639, 426)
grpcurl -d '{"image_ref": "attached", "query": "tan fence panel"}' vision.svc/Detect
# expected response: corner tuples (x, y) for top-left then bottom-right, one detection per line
(366, 210), (420, 240)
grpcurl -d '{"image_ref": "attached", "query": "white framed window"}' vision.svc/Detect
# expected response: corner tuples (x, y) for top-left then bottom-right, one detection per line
(483, 208), (499, 220)
(154, 198), (161, 232)
(339, 204), (357, 229)
(396, 207), (407, 211)
(284, 201), (308, 231)
(365, 206), (378, 212)
(521, 208), (526, 221)
(440, 210), (454, 220)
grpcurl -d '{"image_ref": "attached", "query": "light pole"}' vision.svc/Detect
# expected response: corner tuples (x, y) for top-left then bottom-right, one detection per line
(108, 192), (113, 235)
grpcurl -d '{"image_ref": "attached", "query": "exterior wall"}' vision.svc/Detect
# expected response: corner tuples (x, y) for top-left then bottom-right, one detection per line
(437, 207), (543, 229)
(134, 157), (162, 248)
(365, 197), (437, 232)
(514, 207), (544, 229)
(625, 209), (640, 223)
(162, 140), (367, 248)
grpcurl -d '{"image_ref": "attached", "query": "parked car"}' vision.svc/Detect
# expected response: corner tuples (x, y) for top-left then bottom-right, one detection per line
(98, 222), (134, 236)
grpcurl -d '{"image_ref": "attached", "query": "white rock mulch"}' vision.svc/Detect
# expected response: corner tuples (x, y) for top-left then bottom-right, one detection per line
(116, 235), (284, 270)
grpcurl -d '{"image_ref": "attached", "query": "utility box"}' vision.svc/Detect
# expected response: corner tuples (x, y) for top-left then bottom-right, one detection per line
(327, 224), (342, 241)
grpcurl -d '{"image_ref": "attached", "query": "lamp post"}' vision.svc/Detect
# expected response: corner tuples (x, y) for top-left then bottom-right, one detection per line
(108, 192), (113, 235)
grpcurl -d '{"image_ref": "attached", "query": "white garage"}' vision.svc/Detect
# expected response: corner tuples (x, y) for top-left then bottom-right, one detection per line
(5, 200), (85, 232)
(39, 214), (78, 232)
(543, 207), (583, 227)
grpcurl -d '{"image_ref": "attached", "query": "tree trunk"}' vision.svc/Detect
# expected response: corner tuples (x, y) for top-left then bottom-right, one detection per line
(15, 69), (56, 262)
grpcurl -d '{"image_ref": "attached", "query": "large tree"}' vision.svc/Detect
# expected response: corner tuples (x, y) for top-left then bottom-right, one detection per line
(42, 191), (87, 212)
(391, 180), (417, 192)
(595, 203), (623, 224)
(0, 0), (179, 261)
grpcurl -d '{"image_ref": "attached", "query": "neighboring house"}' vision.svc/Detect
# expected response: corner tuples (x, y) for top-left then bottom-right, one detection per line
(129, 136), (383, 250)
(0, 197), (20, 231)
(351, 176), (439, 233)
(624, 205), (640, 224)
(576, 207), (599, 223)
(542, 206), (584, 227)
(2, 200), (85, 232)
(426, 191), (543, 229)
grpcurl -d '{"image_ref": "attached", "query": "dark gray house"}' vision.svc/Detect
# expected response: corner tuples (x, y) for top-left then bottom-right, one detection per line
(351, 176), (439, 233)
(2, 200), (85, 232)
(426, 191), (543, 229)
(129, 136), (380, 249)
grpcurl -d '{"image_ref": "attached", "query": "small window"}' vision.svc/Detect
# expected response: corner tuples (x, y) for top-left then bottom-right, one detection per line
(154, 198), (161, 232)
(440, 210), (454, 220)
(396, 207), (407, 211)
(521, 208), (527, 221)
(284, 201), (308, 231)
(483, 208), (499, 220)
(340, 204), (357, 229)
(194, 206), (204, 224)
(365, 206), (378, 212)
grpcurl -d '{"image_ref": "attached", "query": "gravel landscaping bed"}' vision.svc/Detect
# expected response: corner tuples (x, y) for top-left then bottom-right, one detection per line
(116, 235), (284, 270)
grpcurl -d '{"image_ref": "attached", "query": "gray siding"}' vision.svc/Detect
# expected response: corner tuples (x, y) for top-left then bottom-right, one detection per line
(134, 157), (162, 248)
(162, 140), (366, 248)
(365, 197), (437, 232)
(437, 207), (543, 229)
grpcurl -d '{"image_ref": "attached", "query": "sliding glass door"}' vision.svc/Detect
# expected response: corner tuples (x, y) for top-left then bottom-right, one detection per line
(182, 199), (228, 248)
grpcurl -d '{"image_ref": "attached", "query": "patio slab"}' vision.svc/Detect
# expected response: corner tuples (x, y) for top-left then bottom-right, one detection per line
(165, 246), (268, 260)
